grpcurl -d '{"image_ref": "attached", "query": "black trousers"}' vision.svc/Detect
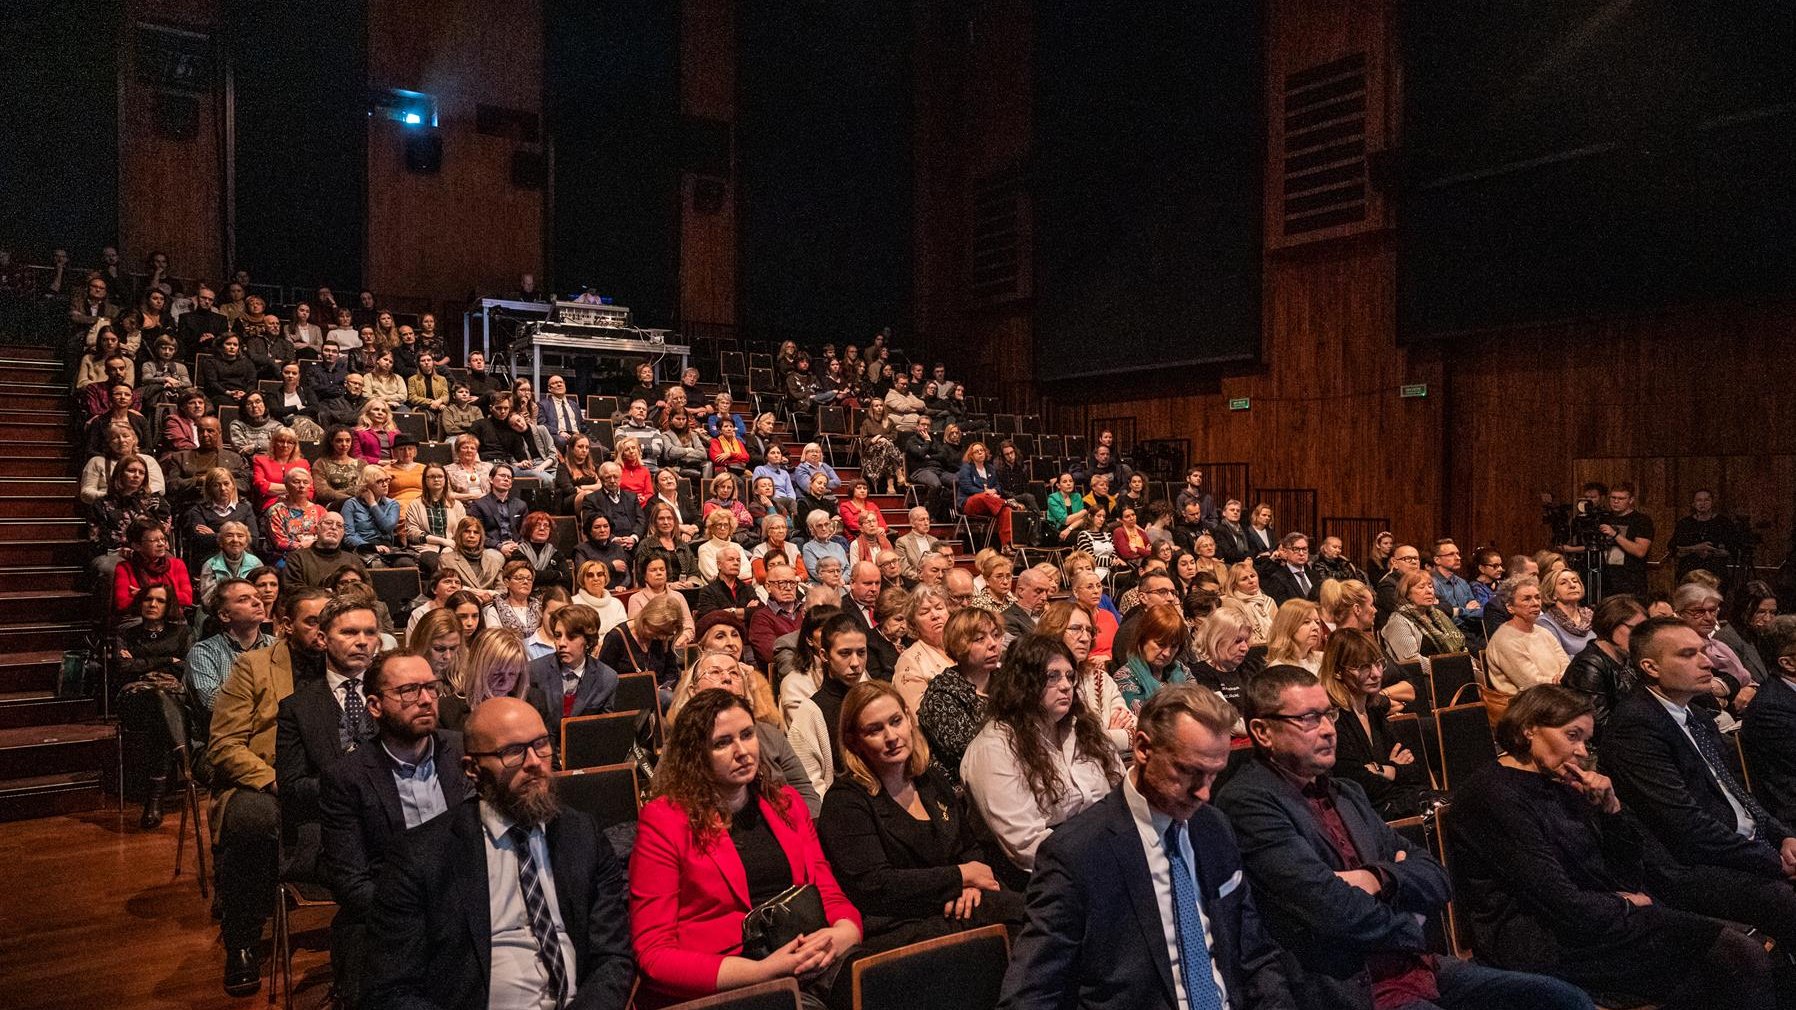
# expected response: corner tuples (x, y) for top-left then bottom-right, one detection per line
(216, 789), (280, 948)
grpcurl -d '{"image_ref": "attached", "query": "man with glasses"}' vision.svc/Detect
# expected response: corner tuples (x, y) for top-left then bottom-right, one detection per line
(1259, 532), (1322, 605)
(749, 562), (804, 668)
(367, 697), (634, 1010)
(1428, 538), (1483, 640)
(319, 652), (466, 1008)
(1217, 665), (1591, 1010)
(1375, 544), (1423, 629)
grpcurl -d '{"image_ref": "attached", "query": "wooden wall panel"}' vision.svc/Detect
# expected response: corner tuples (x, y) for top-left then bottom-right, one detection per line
(1447, 298), (1796, 572)
(678, 0), (736, 327)
(365, 0), (543, 306)
(118, 0), (224, 281)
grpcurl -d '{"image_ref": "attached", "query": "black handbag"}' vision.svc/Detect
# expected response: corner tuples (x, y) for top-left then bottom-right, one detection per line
(740, 882), (827, 959)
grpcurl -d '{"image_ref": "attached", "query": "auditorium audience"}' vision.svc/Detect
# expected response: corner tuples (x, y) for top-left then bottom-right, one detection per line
(1319, 629), (1430, 819)
(1264, 598), (1326, 673)
(1538, 567), (1596, 658)
(1380, 570), (1469, 674)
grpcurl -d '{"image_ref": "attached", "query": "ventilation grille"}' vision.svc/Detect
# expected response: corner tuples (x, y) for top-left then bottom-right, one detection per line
(1280, 53), (1367, 236)
(968, 166), (1029, 304)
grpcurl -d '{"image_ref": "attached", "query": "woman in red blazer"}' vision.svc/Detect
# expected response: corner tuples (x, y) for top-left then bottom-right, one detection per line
(631, 689), (863, 1008)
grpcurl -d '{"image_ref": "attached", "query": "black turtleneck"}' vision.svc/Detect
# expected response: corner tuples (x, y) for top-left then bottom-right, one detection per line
(815, 676), (854, 771)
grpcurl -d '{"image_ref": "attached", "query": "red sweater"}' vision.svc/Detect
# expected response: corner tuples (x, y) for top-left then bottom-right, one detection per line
(112, 555), (194, 615)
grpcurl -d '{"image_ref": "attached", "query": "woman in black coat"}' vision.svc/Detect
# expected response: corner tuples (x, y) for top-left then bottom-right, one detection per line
(1318, 629), (1431, 819)
(198, 332), (259, 406)
(1445, 685), (1772, 1010)
(817, 680), (1024, 950)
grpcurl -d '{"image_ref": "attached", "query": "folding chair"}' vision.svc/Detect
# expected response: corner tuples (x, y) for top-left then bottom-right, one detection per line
(561, 710), (645, 770)
(719, 351), (747, 378)
(1386, 711), (1436, 789)
(369, 566), (422, 619)
(269, 880), (337, 1009)
(748, 367), (777, 395)
(415, 440), (451, 465)
(614, 672), (660, 719)
(552, 762), (640, 830)
(396, 412), (428, 442)
(160, 694), (209, 896)
(1426, 653), (1478, 714)
(850, 924), (1010, 1010)
(1433, 685), (1496, 791)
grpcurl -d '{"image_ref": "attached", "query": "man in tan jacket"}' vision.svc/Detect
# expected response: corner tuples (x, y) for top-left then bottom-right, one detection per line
(206, 586), (330, 996)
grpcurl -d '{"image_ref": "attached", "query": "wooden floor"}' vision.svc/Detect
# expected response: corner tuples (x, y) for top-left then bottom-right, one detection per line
(0, 805), (333, 1010)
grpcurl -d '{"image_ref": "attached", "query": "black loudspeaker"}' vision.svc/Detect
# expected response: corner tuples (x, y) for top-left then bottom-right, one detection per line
(404, 133), (442, 174)
(154, 92), (200, 140)
(510, 149), (546, 189)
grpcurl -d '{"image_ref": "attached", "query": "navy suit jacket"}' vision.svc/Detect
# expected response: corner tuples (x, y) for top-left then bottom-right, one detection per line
(365, 797), (634, 1010)
(319, 729), (466, 920)
(1000, 786), (1296, 1010)
(1605, 686), (1788, 878)
(528, 653), (621, 753)
(538, 395), (587, 448)
(1256, 561), (1322, 605)
(1742, 678), (1796, 828)
(1215, 758), (1449, 1010)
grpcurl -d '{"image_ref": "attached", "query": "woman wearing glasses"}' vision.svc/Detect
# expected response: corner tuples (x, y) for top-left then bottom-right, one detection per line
(960, 634), (1121, 879)
(1319, 629), (1429, 820)
(630, 689), (862, 1008)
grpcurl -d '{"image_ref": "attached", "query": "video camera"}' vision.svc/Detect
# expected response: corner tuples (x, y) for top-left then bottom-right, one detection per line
(1540, 495), (1614, 550)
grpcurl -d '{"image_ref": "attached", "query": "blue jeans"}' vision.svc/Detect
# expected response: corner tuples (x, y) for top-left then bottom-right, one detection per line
(1402, 956), (1594, 1010)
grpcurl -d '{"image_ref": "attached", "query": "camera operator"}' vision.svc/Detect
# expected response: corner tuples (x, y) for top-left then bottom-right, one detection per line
(1597, 483), (1653, 598)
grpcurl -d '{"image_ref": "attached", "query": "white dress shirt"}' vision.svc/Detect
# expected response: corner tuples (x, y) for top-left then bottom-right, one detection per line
(1649, 686), (1753, 837)
(961, 721), (1113, 871)
(480, 801), (577, 1010)
(1122, 774), (1232, 1009)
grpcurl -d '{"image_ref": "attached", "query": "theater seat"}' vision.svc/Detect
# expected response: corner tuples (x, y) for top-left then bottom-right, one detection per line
(660, 977), (801, 1010)
(850, 924), (1010, 1010)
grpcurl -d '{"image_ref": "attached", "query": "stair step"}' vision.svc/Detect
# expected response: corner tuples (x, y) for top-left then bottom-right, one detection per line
(0, 691), (97, 729)
(0, 381), (68, 395)
(0, 427), (74, 449)
(0, 651), (71, 694)
(0, 771), (106, 821)
(0, 357), (62, 374)
(0, 496), (82, 518)
(0, 621), (91, 654)
(0, 589), (88, 622)
(0, 566), (83, 592)
(0, 519), (88, 541)
(0, 721), (116, 780)
(0, 540), (91, 567)
(0, 457), (74, 478)
(4, 441), (75, 460)
(0, 477), (79, 495)
(0, 345), (61, 361)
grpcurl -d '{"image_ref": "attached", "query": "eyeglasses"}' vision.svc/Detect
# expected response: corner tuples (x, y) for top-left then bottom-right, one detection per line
(1261, 710), (1339, 731)
(767, 580), (798, 589)
(381, 678), (449, 703)
(1681, 606), (1720, 617)
(467, 735), (554, 768)
(1394, 554), (1420, 564)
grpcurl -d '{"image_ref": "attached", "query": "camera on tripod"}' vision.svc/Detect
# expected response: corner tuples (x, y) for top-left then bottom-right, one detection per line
(1540, 495), (1614, 550)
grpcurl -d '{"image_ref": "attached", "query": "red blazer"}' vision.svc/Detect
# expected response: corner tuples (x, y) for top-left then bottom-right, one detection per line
(252, 455), (312, 510)
(629, 786), (861, 1006)
(836, 498), (887, 537)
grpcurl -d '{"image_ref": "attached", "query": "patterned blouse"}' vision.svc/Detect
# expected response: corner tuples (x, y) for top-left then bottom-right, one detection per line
(264, 500), (326, 553)
(917, 668), (987, 789)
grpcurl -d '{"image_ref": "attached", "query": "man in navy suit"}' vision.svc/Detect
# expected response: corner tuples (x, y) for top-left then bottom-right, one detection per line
(1606, 617), (1796, 956)
(1216, 665), (1591, 1010)
(1742, 616), (1796, 826)
(537, 373), (588, 451)
(1000, 683), (1298, 1010)
(1255, 533), (1322, 605)
(320, 651), (467, 1008)
(528, 603), (620, 762)
(365, 697), (634, 1010)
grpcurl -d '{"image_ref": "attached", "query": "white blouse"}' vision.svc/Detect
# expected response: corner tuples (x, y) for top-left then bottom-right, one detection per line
(893, 641), (954, 712)
(961, 721), (1114, 872)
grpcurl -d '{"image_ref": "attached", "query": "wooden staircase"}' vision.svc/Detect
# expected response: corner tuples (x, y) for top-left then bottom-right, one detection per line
(0, 344), (112, 820)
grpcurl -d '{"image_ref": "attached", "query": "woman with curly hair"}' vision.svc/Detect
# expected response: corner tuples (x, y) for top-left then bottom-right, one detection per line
(630, 689), (862, 1008)
(959, 633), (1121, 876)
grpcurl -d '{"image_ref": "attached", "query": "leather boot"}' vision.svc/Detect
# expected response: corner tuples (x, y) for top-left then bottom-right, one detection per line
(139, 775), (167, 830)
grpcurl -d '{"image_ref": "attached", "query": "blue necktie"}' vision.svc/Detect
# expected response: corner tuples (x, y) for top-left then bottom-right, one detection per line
(1166, 821), (1227, 1010)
